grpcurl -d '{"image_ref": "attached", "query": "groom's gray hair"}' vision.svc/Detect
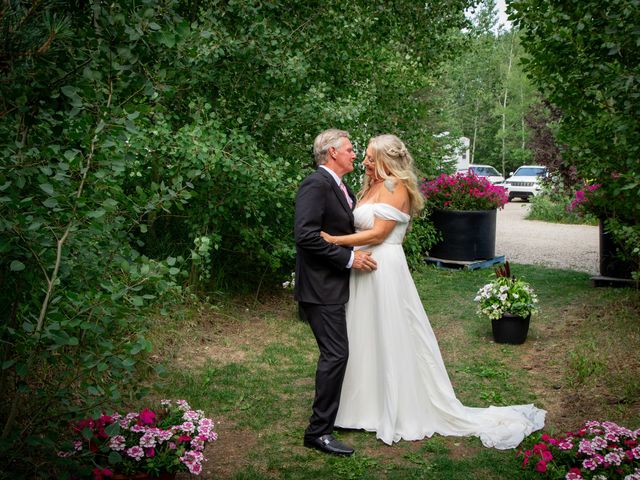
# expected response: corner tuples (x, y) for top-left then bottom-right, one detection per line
(313, 129), (350, 166)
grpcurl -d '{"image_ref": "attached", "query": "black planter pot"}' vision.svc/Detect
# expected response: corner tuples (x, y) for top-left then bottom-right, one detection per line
(429, 208), (497, 261)
(491, 313), (530, 344)
(599, 220), (632, 279)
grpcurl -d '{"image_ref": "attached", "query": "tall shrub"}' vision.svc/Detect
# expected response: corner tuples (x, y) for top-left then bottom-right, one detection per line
(510, 0), (640, 270)
(0, 1), (201, 473)
(0, 0), (478, 473)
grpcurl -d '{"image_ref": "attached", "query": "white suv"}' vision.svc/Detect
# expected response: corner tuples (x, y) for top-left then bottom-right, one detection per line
(502, 165), (548, 201)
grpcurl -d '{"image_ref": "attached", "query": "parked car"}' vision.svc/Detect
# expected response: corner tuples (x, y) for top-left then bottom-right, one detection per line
(466, 164), (505, 184)
(501, 165), (548, 201)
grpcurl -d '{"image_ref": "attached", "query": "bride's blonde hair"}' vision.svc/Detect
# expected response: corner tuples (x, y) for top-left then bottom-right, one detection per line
(361, 134), (424, 216)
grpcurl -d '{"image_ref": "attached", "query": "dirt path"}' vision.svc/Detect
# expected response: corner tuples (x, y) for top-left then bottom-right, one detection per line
(496, 201), (599, 274)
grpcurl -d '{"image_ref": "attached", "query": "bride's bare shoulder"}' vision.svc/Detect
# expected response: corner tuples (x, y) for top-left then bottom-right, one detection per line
(381, 177), (407, 195)
(378, 178), (408, 211)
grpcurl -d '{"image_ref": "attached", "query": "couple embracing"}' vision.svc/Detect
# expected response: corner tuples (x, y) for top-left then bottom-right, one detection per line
(294, 129), (545, 456)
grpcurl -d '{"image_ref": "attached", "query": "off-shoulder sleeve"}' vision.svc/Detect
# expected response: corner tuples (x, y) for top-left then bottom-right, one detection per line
(373, 203), (411, 223)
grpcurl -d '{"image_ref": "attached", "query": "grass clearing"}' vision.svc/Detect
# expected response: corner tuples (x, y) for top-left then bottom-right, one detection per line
(145, 264), (639, 479)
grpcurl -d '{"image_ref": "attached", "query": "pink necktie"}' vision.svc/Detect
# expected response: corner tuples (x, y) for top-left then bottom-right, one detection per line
(340, 182), (353, 208)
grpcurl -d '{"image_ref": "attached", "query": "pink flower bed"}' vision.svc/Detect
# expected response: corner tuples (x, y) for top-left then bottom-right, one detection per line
(518, 420), (640, 479)
(420, 172), (508, 211)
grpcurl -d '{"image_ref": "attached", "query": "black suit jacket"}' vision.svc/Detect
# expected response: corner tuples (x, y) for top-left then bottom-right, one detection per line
(294, 168), (356, 305)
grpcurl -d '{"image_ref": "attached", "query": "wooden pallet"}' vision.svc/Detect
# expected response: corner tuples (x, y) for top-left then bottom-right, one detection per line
(590, 275), (636, 288)
(425, 255), (506, 271)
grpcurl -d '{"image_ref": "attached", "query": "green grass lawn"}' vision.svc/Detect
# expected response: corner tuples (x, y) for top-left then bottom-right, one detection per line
(148, 264), (640, 479)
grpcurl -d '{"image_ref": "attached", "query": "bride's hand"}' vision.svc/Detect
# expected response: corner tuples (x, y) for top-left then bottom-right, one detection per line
(320, 231), (336, 244)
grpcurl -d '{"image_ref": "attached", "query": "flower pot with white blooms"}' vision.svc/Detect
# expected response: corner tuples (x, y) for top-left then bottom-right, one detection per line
(475, 262), (538, 344)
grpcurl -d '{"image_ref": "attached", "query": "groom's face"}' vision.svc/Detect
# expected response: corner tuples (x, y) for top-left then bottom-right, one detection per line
(330, 138), (356, 178)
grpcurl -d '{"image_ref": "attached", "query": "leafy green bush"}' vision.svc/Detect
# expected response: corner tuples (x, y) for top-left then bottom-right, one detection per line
(512, 0), (640, 271)
(0, 2), (196, 474)
(608, 218), (640, 282)
(0, 0), (477, 475)
(527, 181), (597, 225)
(404, 210), (441, 271)
(527, 195), (597, 225)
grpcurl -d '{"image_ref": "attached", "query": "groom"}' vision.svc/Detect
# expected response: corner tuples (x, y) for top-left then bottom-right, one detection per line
(294, 129), (377, 456)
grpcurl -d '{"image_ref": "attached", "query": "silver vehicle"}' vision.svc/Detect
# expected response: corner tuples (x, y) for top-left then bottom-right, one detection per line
(467, 164), (505, 184)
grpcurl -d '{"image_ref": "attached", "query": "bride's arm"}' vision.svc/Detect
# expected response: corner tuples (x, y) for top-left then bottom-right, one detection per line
(322, 217), (397, 247)
(322, 180), (409, 247)
(320, 218), (396, 247)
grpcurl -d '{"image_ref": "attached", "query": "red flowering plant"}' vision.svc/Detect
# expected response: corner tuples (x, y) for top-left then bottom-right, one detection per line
(58, 399), (217, 478)
(420, 172), (508, 211)
(517, 420), (640, 479)
(567, 183), (602, 217)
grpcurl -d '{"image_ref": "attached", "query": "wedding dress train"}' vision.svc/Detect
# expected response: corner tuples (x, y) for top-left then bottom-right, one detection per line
(334, 203), (545, 449)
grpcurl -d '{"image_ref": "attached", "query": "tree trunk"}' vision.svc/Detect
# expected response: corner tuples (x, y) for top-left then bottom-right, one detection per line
(501, 34), (514, 176)
(520, 83), (526, 150)
(471, 101), (479, 164)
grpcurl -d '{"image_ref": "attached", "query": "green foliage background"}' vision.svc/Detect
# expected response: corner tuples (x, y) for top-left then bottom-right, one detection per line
(4, 0), (637, 475)
(510, 0), (640, 268)
(0, 0), (474, 475)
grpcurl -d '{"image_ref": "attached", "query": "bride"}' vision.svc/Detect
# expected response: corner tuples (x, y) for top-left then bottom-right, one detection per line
(320, 134), (545, 449)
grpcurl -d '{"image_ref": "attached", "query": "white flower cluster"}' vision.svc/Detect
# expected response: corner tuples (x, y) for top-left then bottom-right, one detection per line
(282, 272), (296, 289)
(474, 276), (538, 320)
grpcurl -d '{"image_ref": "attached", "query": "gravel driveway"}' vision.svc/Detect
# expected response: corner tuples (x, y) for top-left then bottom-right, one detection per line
(495, 201), (599, 274)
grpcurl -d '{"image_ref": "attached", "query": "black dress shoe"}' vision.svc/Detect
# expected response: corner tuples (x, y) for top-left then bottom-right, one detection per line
(303, 434), (354, 456)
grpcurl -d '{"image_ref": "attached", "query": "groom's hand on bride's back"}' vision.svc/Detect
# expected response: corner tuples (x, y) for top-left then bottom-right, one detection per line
(352, 250), (377, 271)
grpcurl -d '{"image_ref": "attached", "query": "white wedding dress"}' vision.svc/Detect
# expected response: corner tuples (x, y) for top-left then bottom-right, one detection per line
(334, 203), (545, 449)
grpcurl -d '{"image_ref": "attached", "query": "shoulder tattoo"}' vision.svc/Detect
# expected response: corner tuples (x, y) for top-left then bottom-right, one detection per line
(383, 179), (396, 193)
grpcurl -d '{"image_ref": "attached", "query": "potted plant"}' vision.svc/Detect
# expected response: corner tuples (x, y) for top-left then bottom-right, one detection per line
(569, 183), (635, 280)
(58, 399), (217, 479)
(516, 420), (640, 478)
(474, 262), (538, 344)
(420, 172), (509, 261)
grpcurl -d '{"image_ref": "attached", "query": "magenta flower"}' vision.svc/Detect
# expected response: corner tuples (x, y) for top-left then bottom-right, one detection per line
(605, 432), (619, 442)
(139, 408), (156, 425)
(62, 399), (217, 477)
(604, 451), (623, 466)
(199, 418), (214, 429)
(578, 439), (595, 455)
(420, 173), (508, 211)
(567, 183), (601, 213)
(591, 436), (608, 450)
(92, 467), (113, 480)
(180, 421), (196, 433)
(139, 432), (156, 448)
(183, 410), (201, 422)
(126, 445), (144, 461)
(558, 439), (574, 450)
(533, 443), (548, 454)
(186, 461), (203, 475)
(517, 420), (640, 478)
(582, 458), (597, 471)
(108, 435), (125, 451)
